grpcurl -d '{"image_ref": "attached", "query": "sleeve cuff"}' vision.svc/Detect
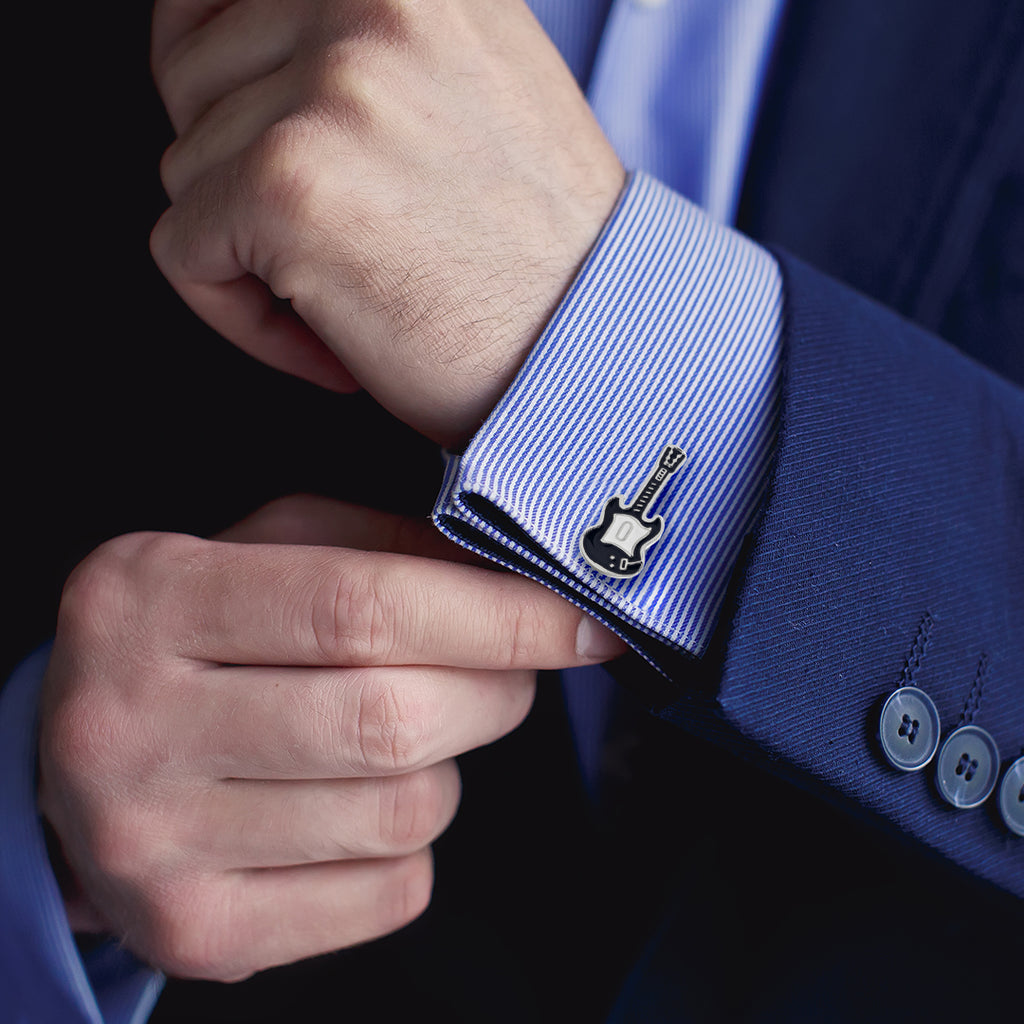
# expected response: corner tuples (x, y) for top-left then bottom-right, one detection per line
(433, 172), (782, 672)
(0, 646), (163, 1024)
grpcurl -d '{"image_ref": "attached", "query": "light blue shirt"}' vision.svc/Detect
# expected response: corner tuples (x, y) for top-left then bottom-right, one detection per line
(0, 2), (784, 1020)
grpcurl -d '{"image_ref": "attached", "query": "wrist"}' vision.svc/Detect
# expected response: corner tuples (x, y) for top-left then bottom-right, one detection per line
(429, 170), (629, 449)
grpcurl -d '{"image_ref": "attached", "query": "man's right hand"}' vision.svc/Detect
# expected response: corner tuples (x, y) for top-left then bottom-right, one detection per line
(149, 0), (625, 447)
(37, 496), (624, 982)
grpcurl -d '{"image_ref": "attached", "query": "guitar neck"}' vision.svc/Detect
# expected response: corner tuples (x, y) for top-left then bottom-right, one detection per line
(630, 467), (670, 515)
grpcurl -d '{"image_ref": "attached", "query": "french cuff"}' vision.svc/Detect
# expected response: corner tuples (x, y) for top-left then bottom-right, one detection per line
(433, 172), (783, 676)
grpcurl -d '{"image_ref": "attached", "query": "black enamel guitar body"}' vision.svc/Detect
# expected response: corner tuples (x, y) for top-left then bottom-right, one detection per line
(579, 445), (686, 579)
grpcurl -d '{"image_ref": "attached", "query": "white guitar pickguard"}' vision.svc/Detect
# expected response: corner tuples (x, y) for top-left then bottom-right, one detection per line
(599, 513), (651, 557)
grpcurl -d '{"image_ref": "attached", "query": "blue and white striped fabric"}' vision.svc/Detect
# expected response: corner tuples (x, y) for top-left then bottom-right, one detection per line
(434, 173), (781, 665)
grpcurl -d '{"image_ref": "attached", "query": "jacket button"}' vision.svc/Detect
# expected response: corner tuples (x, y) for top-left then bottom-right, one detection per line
(997, 756), (1024, 836)
(878, 686), (941, 771)
(935, 725), (1000, 809)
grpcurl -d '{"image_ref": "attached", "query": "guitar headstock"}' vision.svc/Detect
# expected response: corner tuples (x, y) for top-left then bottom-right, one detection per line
(659, 445), (686, 472)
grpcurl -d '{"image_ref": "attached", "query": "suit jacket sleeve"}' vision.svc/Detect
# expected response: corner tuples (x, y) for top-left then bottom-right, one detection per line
(679, 248), (1023, 897)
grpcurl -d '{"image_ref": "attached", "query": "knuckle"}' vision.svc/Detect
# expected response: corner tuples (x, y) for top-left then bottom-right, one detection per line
(158, 141), (187, 200)
(123, 529), (202, 572)
(148, 208), (176, 275)
(149, 198), (210, 287)
(378, 766), (455, 851)
(58, 537), (138, 641)
(61, 532), (201, 641)
(351, 0), (414, 43)
(300, 4), (410, 115)
(351, 672), (434, 774)
(242, 115), (323, 229)
(39, 691), (122, 791)
(301, 62), (383, 147)
(502, 600), (546, 669)
(82, 529), (197, 579)
(503, 669), (538, 733)
(149, 45), (176, 109)
(236, 115), (332, 296)
(151, 35), (206, 134)
(87, 811), (154, 884)
(310, 563), (394, 664)
(45, 531), (207, 769)
(147, 920), (213, 979)
(144, 881), (239, 981)
(378, 851), (434, 936)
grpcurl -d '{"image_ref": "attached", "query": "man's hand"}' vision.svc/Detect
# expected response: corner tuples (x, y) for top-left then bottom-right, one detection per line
(149, 0), (625, 445)
(38, 496), (624, 981)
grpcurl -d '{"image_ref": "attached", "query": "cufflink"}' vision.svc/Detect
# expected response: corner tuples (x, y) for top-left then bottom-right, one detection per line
(580, 445), (685, 578)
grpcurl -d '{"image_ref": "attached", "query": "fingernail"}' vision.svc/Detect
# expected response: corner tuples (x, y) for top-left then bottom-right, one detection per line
(576, 616), (627, 660)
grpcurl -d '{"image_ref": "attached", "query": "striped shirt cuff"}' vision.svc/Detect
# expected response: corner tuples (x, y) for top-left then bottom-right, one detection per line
(433, 172), (782, 671)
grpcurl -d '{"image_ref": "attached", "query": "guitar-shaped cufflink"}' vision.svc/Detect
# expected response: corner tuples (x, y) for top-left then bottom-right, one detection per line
(579, 445), (686, 578)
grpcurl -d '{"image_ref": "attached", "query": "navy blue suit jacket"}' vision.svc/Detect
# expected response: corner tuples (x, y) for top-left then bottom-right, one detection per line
(730, 0), (1023, 892)
(599, 2), (1023, 1019)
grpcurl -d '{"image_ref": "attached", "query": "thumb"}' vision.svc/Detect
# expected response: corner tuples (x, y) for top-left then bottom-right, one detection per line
(215, 495), (629, 664)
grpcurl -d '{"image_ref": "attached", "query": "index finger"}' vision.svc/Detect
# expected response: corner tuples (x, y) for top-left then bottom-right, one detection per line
(160, 536), (626, 669)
